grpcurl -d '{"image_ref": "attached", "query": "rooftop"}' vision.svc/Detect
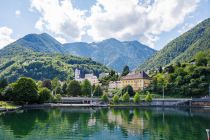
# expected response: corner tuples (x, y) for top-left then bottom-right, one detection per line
(121, 71), (151, 80)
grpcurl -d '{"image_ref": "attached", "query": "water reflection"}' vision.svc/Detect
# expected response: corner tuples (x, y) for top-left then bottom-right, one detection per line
(0, 107), (210, 140)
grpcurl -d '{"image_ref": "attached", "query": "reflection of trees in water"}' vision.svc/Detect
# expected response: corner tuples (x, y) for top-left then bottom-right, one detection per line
(0, 108), (210, 139)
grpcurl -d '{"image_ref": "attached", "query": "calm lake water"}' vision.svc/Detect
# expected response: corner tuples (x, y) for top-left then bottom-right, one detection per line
(0, 107), (210, 140)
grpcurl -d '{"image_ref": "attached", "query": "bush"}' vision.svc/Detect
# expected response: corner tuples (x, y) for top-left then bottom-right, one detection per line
(112, 94), (119, 104)
(38, 88), (52, 103)
(145, 92), (152, 102)
(122, 92), (130, 102)
(133, 92), (140, 103)
(101, 93), (109, 103)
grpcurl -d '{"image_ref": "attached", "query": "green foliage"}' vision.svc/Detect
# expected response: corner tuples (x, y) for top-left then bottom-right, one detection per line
(42, 80), (52, 90)
(101, 94), (109, 103)
(133, 92), (140, 103)
(195, 52), (208, 66)
(0, 78), (8, 89)
(93, 85), (103, 97)
(99, 70), (119, 85)
(139, 18), (210, 71)
(122, 92), (130, 102)
(13, 77), (39, 104)
(122, 85), (134, 96)
(81, 79), (91, 96)
(145, 92), (152, 102)
(54, 86), (62, 95)
(112, 94), (119, 103)
(0, 53), (109, 82)
(62, 82), (67, 95)
(67, 80), (81, 96)
(121, 65), (129, 76)
(38, 88), (52, 103)
(146, 49), (210, 97)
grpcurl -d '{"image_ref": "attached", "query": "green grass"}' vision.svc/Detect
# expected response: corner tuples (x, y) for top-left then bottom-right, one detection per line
(0, 101), (18, 109)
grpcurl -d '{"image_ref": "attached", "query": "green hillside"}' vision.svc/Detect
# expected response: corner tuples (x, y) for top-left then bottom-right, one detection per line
(0, 33), (110, 82)
(0, 53), (109, 82)
(138, 18), (210, 71)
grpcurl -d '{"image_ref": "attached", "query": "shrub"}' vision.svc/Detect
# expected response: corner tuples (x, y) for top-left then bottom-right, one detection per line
(122, 92), (130, 102)
(145, 92), (152, 102)
(133, 92), (140, 103)
(112, 94), (119, 104)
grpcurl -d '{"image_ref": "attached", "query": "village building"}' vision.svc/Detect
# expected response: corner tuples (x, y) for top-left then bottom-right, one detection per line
(108, 81), (121, 89)
(74, 68), (100, 85)
(120, 71), (151, 91)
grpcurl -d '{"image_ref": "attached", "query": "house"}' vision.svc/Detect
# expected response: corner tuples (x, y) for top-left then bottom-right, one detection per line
(120, 71), (151, 91)
(108, 81), (121, 89)
(85, 74), (99, 85)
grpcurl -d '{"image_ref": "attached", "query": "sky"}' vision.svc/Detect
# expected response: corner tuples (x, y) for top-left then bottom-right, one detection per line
(0, 0), (209, 50)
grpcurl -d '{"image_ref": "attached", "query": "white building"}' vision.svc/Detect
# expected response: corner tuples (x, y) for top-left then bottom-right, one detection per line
(74, 69), (99, 85)
(85, 74), (99, 85)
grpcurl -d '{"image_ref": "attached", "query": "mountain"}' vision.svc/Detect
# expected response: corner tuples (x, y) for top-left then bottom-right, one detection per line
(138, 18), (210, 71)
(0, 34), (109, 82)
(63, 38), (156, 72)
(0, 33), (64, 57)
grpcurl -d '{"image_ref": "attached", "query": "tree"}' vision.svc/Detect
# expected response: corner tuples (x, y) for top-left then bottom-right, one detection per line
(93, 85), (103, 97)
(81, 79), (91, 96)
(62, 82), (68, 95)
(67, 80), (81, 96)
(122, 85), (134, 96)
(158, 66), (163, 73)
(55, 86), (62, 95)
(52, 77), (60, 90)
(112, 94), (119, 104)
(101, 93), (109, 103)
(0, 78), (8, 89)
(38, 88), (52, 103)
(195, 52), (207, 66)
(42, 80), (52, 90)
(121, 65), (129, 76)
(122, 92), (130, 102)
(133, 92), (140, 103)
(13, 77), (39, 104)
(145, 92), (152, 102)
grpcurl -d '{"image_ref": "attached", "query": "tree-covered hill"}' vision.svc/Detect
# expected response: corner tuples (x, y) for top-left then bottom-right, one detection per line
(0, 53), (109, 82)
(0, 33), (64, 57)
(0, 33), (110, 82)
(138, 18), (210, 71)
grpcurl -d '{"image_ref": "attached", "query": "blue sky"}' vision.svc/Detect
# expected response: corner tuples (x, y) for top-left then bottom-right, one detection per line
(0, 0), (209, 50)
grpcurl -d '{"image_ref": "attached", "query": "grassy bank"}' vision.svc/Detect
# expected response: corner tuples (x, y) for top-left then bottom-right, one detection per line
(0, 101), (18, 109)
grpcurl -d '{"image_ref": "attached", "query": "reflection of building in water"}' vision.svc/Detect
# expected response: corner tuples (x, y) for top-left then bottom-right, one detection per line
(74, 68), (99, 85)
(107, 109), (148, 135)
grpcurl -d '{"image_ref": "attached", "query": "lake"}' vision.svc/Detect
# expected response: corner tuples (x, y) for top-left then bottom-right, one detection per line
(0, 107), (210, 140)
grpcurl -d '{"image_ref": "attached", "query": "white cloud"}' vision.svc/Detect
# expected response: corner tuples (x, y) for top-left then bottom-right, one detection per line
(87, 0), (200, 48)
(31, 0), (86, 42)
(15, 10), (21, 16)
(178, 23), (195, 34)
(30, 0), (200, 48)
(0, 27), (15, 49)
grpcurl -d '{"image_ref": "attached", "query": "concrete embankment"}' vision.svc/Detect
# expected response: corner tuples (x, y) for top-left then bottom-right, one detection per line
(23, 103), (108, 108)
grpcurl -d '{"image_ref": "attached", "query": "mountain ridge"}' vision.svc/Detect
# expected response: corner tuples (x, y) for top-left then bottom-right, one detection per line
(138, 18), (210, 71)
